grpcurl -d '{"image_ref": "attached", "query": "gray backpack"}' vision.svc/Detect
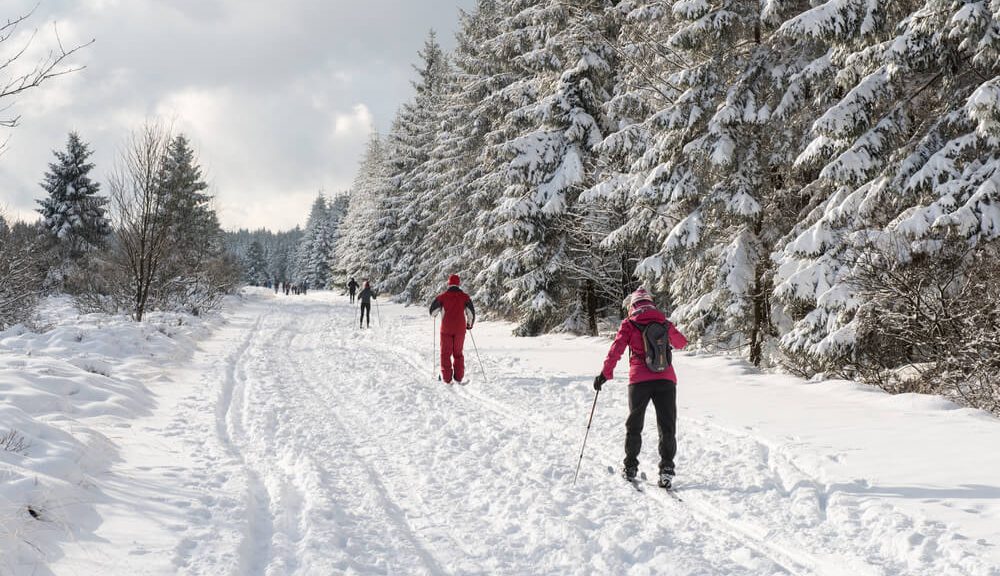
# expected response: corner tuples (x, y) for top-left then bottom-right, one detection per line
(629, 320), (672, 372)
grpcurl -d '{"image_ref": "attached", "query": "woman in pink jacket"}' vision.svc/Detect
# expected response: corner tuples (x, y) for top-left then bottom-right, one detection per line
(595, 287), (688, 489)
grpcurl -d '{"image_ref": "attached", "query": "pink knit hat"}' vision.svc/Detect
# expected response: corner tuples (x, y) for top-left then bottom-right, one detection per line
(629, 287), (654, 308)
(447, 274), (460, 286)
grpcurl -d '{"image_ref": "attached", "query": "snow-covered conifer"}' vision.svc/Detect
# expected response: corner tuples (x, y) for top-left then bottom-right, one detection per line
(335, 132), (390, 284)
(773, 0), (1000, 374)
(374, 31), (454, 299)
(244, 240), (269, 286)
(294, 193), (334, 288)
(404, 1), (504, 303)
(626, 1), (823, 364)
(475, 0), (619, 334)
(153, 134), (232, 313)
(36, 132), (111, 259)
(157, 134), (221, 269)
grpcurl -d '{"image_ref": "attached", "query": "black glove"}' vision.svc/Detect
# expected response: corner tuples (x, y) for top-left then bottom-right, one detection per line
(593, 373), (607, 391)
(466, 323), (473, 330)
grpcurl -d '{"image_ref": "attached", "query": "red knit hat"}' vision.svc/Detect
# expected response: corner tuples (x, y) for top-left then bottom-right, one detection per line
(447, 274), (460, 286)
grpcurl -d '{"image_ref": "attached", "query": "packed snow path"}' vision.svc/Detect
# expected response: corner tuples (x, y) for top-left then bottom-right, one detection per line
(45, 290), (1000, 575)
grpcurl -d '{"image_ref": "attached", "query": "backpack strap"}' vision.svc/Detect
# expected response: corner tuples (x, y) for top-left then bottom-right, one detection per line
(626, 319), (642, 359)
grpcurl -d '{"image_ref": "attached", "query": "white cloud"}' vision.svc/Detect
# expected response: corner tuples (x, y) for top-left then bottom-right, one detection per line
(332, 104), (373, 139)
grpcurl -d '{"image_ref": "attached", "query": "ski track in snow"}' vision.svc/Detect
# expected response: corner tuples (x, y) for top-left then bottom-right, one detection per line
(58, 290), (996, 576)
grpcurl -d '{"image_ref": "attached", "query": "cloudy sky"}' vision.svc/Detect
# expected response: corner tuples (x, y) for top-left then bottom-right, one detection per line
(0, 0), (474, 231)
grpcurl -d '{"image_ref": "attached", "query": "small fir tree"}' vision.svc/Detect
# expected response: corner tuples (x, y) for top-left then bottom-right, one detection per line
(36, 132), (111, 259)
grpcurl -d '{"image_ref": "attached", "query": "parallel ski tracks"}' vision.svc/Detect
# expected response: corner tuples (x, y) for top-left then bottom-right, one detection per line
(215, 311), (275, 575)
(644, 488), (823, 576)
(289, 326), (452, 576)
(247, 302), (455, 575)
(217, 298), (834, 575)
(370, 324), (830, 576)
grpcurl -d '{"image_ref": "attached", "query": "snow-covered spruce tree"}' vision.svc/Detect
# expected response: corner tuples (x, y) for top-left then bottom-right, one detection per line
(628, 0), (822, 365)
(334, 131), (390, 284)
(294, 192), (334, 289)
(403, 2), (504, 304)
(36, 132), (111, 266)
(455, 0), (540, 316)
(243, 240), (269, 286)
(158, 135), (219, 262)
(582, 0), (687, 325)
(374, 31), (453, 300)
(474, 0), (619, 335)
(324, 192), (350, 289)
(773, 0), (1000, 384)
(152, 133), (235, 314)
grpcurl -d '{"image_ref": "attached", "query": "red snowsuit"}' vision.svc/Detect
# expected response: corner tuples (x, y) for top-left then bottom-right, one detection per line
(429, 287), (476, 383)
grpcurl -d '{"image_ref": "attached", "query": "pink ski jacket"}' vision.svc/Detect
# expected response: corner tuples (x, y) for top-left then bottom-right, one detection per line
(601, 306), (688, 385)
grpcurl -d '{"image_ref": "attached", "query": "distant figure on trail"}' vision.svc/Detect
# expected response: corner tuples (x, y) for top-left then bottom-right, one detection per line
(348, 277), (359, 303)
(429, 274), (476, 385)
(274, 280), (279, 294)
(594, 287), (687, 490)
(358, 280), (376, 328)
(284, 282), (290, 295)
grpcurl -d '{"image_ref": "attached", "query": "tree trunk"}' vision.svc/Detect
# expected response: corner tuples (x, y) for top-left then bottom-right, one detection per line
(585, 278), (598, 336)
(749, 214), (772, 366)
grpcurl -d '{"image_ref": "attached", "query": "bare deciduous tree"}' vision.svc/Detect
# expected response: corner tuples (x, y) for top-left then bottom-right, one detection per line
(107, 122), (173, 321)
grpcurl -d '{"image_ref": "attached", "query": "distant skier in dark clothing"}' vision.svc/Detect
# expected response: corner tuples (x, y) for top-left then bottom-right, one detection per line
(358, 281), (376, 328)
(429, 274), (476, 384)
(595, 287), (688, 489)
(347, 277), (359, 303)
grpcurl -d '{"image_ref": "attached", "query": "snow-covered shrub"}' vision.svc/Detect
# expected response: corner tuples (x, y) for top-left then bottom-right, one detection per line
(70, 248), (130, 315)
(850, 238), (1000, 414)
(153, 253), (241, 316)
(0, 216), (43, 330)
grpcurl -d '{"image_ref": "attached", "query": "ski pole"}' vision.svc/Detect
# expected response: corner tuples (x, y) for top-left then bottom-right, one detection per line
(572, 389), (600, 485)
(375, 299), (383, 326)
(433, 317), (438, 380)
(468, 330), (488, 385)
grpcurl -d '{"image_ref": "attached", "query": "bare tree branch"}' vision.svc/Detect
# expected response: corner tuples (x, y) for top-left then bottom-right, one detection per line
(1, 9), (94, 131)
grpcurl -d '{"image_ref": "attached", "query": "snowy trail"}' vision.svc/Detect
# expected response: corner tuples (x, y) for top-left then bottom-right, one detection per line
(153, 290), (994, 576)
(33, 289), (996, 575)
(194, 294), (812, 575)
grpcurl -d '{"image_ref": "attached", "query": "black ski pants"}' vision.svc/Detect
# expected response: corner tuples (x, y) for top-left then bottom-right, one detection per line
(623, 379), (677, 474)
(360, 302), (371, 327)
(350, 290), (356, 303)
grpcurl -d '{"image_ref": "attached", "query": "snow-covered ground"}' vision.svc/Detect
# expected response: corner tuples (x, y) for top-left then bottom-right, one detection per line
(2, 288), (999, 575)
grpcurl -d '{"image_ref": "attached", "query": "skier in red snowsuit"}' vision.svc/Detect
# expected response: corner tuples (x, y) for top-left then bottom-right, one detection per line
(429, 274), (476, 384)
